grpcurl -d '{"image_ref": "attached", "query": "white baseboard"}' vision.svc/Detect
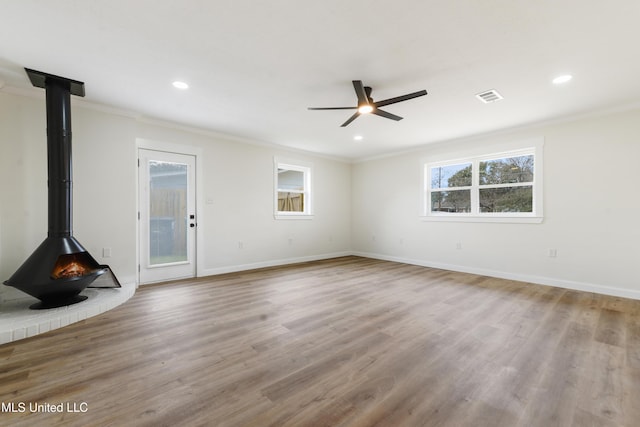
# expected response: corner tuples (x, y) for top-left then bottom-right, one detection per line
(352, 251), (640, 301)
(199, 251), (353, 277)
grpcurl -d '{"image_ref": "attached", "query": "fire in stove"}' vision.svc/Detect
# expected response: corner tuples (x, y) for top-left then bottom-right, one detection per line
(51, 253), (101, 280)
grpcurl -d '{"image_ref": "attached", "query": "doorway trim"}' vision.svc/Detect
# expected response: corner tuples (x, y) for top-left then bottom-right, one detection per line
(136, 138), (204, 285)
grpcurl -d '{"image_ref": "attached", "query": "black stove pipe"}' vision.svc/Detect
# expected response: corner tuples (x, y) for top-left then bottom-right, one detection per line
(46, 77), (74, 238)
(28, 68), (85, 238)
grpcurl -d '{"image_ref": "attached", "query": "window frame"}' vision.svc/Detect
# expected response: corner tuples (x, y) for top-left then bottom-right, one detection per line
(274, 158), (313, 220)
(422, 142), (543, 223)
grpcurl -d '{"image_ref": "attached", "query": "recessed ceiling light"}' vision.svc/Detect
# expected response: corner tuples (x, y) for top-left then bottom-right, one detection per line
(172, 81), (189, 89)
(552, 75), (573, 85)
(354, 135), (363, 141)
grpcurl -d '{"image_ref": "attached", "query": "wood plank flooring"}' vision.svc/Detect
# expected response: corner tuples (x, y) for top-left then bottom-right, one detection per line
(1, 256), (639, 426)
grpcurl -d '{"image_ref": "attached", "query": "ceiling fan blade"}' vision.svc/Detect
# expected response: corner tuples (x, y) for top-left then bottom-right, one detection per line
(373, 108), (403, 121)
(352, 80), (369, 106)
(308, 106), (357, 110)
(374, 90), (427, 108)
(340, 112), (360, 127)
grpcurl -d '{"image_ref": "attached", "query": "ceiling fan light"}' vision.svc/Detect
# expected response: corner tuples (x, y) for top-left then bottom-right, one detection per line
(358, 104), (374, 114)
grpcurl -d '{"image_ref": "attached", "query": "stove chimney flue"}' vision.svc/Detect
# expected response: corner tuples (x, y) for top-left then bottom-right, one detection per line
(26, 69), (86, 238)
(44, 73), (73, 237)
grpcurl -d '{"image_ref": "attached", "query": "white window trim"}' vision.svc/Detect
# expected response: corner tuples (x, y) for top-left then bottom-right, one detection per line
(274, 157), (314, 220)
(421, 140), (543, 223)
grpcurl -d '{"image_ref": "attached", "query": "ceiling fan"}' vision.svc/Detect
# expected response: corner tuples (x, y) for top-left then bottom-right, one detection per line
(308, 80), (427, 127)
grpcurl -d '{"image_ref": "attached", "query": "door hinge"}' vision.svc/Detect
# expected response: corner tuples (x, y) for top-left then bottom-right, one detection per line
(138, 211), (140, 220)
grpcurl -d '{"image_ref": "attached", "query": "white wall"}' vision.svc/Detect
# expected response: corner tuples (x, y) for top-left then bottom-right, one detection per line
(0, 89), (351, 302)
(3, 86), (639, 304)
(135, 121), (351, 275)
(352, 108), (640, 299)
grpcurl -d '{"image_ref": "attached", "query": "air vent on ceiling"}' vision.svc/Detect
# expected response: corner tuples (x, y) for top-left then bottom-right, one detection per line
(476, 89), (503, 103)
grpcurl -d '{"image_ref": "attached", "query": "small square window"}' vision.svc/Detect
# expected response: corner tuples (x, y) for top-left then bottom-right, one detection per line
(274, 159), (313, 218)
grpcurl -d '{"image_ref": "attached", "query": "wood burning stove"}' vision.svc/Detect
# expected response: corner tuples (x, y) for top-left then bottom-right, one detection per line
(3, 69), (120, 309)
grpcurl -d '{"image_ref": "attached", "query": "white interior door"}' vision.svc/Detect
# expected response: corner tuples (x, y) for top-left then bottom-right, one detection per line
(138, 149), (196, 284)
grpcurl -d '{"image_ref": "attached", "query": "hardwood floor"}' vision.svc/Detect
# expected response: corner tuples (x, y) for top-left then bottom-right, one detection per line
(1, 256), (639, 426)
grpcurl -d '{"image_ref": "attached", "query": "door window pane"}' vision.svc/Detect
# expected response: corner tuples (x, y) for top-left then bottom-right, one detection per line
(149, 161), (188, 265)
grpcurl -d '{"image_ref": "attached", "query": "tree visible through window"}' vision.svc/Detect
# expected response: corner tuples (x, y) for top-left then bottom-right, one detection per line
(479, 155), (533, 213)
(430, 163), (472, 212)
(425, 148), (539, 218)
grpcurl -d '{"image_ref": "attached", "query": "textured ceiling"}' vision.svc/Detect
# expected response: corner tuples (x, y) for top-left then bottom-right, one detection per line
(2, 1), (640, 160)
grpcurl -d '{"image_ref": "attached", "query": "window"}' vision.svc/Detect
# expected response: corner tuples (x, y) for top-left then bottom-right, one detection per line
(274, 159), (312, 218)
(424, 145), (542, 222)
(430, 162), (472, 213)
(478, 154), (534, 213)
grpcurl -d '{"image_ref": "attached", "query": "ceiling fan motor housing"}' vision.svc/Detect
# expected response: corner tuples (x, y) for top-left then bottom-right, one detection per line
(308, 80), (427, 127)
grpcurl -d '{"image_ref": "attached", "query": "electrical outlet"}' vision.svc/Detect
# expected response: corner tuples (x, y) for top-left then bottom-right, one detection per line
(102, 247), (112, 258)
(548, 248), (557, 258)
(456, 242), (462, 250)
(238, 241), (244, 249)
